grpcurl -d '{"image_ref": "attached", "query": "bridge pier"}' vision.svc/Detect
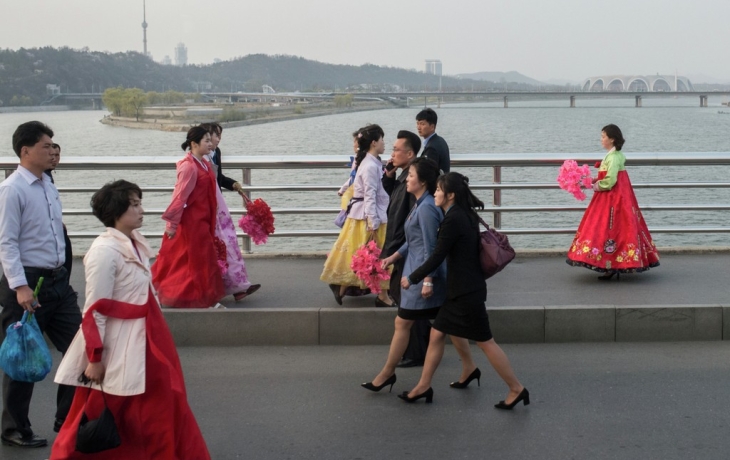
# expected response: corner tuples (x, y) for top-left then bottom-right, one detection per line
(503, 96), (508, 108)
(635, 95), (642, 108)
(700, 95), (708, 107)
(570, 96), (575, 108)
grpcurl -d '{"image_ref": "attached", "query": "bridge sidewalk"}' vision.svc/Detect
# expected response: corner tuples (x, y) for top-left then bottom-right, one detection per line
(57, 252), (730, 345)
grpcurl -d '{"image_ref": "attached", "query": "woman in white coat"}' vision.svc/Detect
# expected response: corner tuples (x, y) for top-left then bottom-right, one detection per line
(51, 180), (210, 459)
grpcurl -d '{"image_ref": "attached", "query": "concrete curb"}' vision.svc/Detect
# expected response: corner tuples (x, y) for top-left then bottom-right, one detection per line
(162, 304), (730, 346)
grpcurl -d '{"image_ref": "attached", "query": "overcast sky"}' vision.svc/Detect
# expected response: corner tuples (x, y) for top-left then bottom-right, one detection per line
(2, 0), (729, 83)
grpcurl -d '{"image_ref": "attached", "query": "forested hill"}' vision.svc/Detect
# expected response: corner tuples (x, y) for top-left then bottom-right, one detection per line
(0, 47), (541, 106)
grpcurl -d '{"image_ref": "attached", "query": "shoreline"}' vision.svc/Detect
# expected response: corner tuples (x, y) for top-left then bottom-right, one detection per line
(99, 102), (397, 132)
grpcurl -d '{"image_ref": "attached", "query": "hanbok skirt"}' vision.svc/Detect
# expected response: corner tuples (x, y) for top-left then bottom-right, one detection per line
(567, 170), (660, 273)
(214, 191), (252, 295)
(50, 298), (210, 460)
(320, 218), (389, 290)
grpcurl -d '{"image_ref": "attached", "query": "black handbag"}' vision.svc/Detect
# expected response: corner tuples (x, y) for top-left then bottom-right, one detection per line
(478, 217), (515, 279)
(75, 383), (121, 454)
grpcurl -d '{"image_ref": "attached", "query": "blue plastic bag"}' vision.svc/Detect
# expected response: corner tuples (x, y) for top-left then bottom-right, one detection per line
(0, 311), (53, 382)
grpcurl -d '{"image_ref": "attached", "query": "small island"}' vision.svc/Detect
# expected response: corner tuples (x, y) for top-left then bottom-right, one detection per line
(98, 87), (397, 131)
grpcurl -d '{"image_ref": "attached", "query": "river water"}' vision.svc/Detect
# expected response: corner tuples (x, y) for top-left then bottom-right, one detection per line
(1, 96), (728, 254)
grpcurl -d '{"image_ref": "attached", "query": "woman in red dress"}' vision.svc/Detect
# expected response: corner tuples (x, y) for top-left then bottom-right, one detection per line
(51, 180), (210, 459)
(152, 126), (225, 307)
(567, 124), (660, 280)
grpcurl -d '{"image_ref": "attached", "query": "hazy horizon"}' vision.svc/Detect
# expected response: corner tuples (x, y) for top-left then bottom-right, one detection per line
(2, 0), (729, 84)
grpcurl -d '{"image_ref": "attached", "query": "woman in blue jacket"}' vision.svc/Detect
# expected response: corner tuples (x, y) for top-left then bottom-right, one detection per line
(362, 158), (445, 393)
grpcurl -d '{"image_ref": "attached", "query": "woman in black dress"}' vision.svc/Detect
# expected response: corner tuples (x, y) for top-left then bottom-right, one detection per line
(399, 172), (528, 408)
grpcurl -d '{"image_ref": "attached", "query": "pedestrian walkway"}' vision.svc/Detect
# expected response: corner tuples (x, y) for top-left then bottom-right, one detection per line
(8, 342), (730, 460)
(59, 251), (730, 345)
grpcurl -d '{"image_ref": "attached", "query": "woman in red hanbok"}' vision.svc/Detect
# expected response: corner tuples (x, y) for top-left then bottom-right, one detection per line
(51, 180), (210, 459)
(566, 124), (660, 280)
(152, 126), (225, 307)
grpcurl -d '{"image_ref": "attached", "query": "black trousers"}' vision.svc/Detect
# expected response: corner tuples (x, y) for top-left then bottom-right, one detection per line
(0, 267), (81, 437)
(388, 259), (430, 362)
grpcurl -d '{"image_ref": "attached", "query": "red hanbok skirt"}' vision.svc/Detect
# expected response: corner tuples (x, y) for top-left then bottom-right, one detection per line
(152, 163), (225, 308)
(50, 297), (211, 460)
(567, 170), (660, 273)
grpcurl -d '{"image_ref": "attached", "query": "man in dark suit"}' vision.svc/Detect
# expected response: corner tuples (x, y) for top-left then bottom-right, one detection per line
(416, 108), (450, 173)
(206, 123), (243, 193)
(382, 130), (420, 307)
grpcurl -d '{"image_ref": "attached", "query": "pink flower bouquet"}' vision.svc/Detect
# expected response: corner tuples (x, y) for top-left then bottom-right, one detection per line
(557, 160), (593, 201)
(238, 195), (275, 245)
(350, 240), (390, 294)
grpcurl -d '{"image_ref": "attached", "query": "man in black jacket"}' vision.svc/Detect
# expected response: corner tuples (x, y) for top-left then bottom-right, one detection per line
(206, 123), (244, 193)
(416, 108), (450, 173)
(382, 130), (420, 308)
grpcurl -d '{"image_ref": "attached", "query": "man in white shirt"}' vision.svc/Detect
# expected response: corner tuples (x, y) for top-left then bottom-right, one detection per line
(0, 121), (82, 448)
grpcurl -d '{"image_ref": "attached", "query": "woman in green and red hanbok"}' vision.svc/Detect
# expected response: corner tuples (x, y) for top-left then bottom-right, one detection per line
(566, 124), (660, 280)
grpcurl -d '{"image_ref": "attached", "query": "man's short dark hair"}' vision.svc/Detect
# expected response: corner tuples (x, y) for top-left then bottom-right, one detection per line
(52, 143), (61, 152)
(210, 122), (223, 135)
(12, 121), (54, 158)
(91, 180), (143, 228)
(397, 130), (421, 155)
(416, 108), (438, 127)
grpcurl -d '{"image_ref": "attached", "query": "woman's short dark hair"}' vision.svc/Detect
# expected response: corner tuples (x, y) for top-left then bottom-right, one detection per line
(181, 126), (209, 151)
(12, 121), (54, 157)
(354, 124), (384, 170)
(602, 124), (625, 151)
(91, 180), (143, 228)
(409, 157), (440, 195)
(437, 172), (484, 222)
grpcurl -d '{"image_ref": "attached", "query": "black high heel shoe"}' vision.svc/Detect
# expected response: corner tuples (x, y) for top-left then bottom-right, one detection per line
(597, 271), (619, 281)
(450, 368), (481, 389)
(397, 387), (433, 403)
(494, 388), (530, 410)
(361, 374), (396, 393)
(329, 284), (343, 305)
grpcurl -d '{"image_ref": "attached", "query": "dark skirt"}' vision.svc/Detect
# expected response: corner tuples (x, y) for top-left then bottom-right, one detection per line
(432, 299), (493, 342)
(398, 306), (440, 321)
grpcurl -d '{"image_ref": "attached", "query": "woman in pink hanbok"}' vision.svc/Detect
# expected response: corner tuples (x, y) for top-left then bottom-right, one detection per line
(205, 123), (260, 301)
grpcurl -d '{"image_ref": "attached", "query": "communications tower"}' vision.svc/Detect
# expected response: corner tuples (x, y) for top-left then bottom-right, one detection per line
(142, 0), (148, 57)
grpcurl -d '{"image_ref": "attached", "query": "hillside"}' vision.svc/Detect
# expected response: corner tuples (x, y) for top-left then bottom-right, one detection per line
(455, 71), (543, 86)
(0, 48), (549, 106)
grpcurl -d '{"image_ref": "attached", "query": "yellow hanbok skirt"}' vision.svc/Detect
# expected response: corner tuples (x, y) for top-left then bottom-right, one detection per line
(320, 217), (389, 289)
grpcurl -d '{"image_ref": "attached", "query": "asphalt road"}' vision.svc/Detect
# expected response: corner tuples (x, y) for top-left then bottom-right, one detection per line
(6, 341), (730, 460)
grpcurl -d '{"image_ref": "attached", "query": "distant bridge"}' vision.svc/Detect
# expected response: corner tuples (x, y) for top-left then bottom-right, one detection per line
(41, 90), (730, 109)
(201, 90), (730, 108)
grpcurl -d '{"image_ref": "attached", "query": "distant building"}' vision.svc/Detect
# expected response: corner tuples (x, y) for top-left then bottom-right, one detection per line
(46, 84), (61, 95)
(161, 55), (172, 66)
(582, 74), (694, 92)
(425, 60), (442, 77)
(175, 43), (188, 67)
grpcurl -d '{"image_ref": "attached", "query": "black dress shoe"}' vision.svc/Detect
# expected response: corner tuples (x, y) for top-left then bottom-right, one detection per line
(53, 417), (65, 433)
(395, 358), (424, 368)
(374, 297), (395, 308)
(1, 431), (48, 448)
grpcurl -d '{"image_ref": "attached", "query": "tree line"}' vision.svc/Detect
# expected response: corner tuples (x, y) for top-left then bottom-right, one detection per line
(101, 87), (202, 120)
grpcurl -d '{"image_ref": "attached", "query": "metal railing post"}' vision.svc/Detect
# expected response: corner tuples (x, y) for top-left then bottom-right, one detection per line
(493, 166), (502, 229)
(241, 167), (252, 253)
